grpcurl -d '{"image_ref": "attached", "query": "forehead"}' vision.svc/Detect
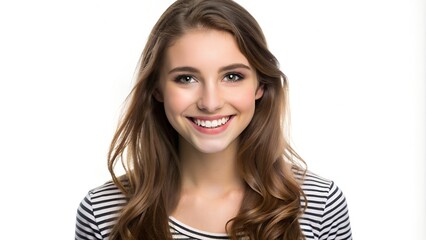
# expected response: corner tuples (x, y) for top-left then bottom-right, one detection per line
(163, 28), (250, 69)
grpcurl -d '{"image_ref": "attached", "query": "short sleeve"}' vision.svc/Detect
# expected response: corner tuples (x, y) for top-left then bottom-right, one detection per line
(319, 182), (352, 240)
(75, 192), (103, 240)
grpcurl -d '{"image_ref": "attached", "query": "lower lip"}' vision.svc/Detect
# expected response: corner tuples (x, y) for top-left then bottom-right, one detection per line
(188, 116), (233, 134)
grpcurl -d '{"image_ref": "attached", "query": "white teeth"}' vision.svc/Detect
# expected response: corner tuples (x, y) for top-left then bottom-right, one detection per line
(212, 120), (218, 127)
(193, 117), (230, 128)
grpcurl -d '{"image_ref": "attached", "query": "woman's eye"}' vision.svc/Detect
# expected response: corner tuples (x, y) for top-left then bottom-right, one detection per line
(175, 75), (196, 84)
(224, 73), (243, 82)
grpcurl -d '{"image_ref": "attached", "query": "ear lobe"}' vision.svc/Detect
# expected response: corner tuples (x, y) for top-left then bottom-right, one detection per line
(153, 89), (164, 102)
(255, 84), (264, 100)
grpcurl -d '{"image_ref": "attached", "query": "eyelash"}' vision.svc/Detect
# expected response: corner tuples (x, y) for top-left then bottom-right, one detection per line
(174, 72), (244, 84)
(175, 75), (196, 84)
(223, 73), (244, 82)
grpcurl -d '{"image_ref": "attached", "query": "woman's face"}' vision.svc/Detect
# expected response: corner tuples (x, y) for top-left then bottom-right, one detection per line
(156, 29), (263, 154)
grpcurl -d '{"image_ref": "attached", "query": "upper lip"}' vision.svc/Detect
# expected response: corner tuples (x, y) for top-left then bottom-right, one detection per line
(188, 115), (233, 120)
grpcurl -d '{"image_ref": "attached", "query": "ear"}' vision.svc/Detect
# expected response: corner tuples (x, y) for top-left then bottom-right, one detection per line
(255, 84), (264, 100)
(153, 88), (164, 102)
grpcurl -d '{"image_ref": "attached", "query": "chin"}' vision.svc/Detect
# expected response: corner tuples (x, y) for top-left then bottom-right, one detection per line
(192, 140), (234, 155)
(195, 145), (229, 154)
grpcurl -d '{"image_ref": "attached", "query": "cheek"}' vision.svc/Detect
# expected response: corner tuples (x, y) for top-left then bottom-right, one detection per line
(163, 87), (194, 116)
(226, 87), (258, 112)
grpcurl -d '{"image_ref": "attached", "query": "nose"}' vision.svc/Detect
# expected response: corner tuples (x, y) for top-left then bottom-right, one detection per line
(197, 82), (224, 112)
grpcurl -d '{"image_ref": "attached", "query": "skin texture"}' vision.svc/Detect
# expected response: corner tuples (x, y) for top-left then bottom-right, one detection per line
(155, 28), (264, 233)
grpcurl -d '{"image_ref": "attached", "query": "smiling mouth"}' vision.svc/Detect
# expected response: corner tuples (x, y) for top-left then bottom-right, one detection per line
(190, 116), (231, 128)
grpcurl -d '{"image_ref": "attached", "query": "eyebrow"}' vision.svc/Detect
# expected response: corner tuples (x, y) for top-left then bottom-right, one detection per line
(168, 63), (251, 74)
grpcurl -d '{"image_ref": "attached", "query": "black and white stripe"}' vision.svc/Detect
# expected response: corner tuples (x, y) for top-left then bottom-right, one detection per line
(300, 172), (352, 239)
(75, 182), (127, 239)
(170, 217), (229, 239)
(75, 172), (352, 240)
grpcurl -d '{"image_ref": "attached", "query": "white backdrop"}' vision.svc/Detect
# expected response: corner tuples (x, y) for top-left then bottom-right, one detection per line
(0, 0), (424, 239)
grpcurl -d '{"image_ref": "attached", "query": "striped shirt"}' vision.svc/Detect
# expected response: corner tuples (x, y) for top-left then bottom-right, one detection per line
(75, 172), (352, 239)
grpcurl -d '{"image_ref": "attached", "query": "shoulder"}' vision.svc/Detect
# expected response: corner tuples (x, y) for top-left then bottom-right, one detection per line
(75, 181), (127, 240)
(299, 171), (353, 240)
(87, 181), (127, 202)
(84, 181), (128, 215)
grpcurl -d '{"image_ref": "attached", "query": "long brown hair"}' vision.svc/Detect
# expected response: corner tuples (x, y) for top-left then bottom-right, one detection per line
(108, 0), (306, 239)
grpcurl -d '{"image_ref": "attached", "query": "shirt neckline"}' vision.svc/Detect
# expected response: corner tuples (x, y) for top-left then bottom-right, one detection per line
(169, 216), (229, 238)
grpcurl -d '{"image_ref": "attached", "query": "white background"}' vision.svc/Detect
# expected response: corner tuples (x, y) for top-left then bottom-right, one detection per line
(0, 0), (424, 239)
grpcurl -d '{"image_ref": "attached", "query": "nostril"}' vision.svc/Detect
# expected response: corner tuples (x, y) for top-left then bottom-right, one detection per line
(197, 92), (224, 112)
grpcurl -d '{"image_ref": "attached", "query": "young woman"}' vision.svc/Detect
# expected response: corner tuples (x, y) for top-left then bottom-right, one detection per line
(75, 0), (352, 239)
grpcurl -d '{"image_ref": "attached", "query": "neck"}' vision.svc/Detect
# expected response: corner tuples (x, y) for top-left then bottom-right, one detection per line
(178, 138), (244, 194)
